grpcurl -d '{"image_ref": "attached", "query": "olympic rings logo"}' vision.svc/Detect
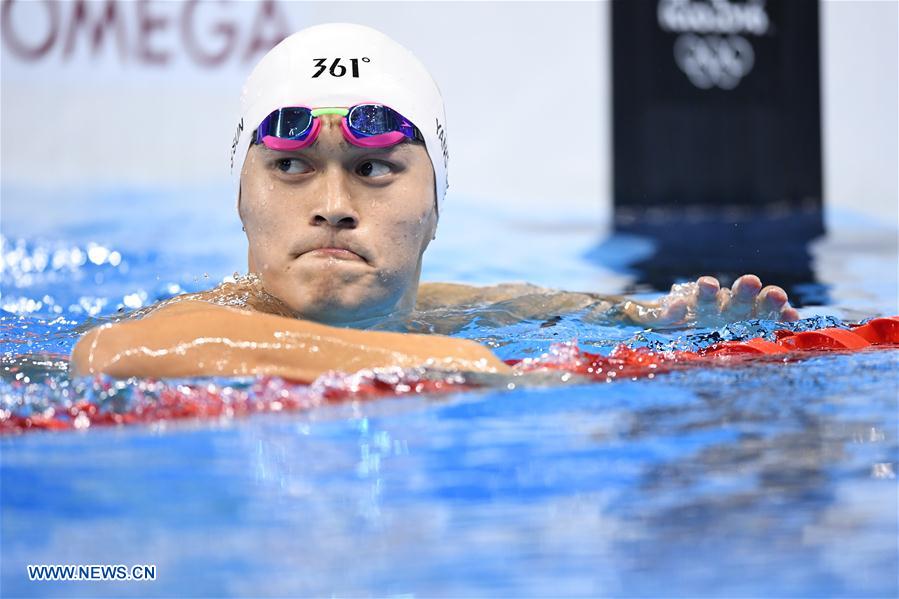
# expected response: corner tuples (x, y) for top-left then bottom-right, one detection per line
(673, 33), (755, 90)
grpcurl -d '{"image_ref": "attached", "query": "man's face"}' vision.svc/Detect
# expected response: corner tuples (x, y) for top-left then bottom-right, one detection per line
(239, 114), (437, 325)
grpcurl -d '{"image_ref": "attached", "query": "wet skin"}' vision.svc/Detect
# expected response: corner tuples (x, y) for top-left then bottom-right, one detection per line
(71, 115), (798, 381)
(239, 114), (438, 326)
(625, 274), (800, 327)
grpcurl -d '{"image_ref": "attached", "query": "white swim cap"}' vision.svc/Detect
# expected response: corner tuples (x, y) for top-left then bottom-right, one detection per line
(231, 23), (449, 209)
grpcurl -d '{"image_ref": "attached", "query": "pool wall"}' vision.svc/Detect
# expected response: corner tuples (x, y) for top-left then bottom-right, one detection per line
(1, 1), (896, 224)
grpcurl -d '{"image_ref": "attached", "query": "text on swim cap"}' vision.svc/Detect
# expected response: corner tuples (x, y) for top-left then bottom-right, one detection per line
(435, 119), (449, 172)
(230, 118), (244, 171)
(311, 57), (370, 78)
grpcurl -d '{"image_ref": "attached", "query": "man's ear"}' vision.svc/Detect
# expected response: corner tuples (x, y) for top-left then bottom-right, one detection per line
(433, 202), (439, 238)
(431, 182), (439, 239)
(237, 186), (250, 234)
(427, 201), (439, 243)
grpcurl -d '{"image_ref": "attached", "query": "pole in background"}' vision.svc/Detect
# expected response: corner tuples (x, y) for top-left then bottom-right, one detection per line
(600, 0), (824, 301)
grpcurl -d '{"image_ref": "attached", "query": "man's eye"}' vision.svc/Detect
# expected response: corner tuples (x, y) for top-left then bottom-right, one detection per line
(275, 158), (311, 174)
(356, 160), (392, 177)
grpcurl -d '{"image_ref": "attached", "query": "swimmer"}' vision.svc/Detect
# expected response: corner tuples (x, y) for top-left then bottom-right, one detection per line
(71, 23), (799, 382)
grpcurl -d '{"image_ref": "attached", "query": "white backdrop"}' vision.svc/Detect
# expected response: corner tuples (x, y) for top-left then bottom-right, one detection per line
(1, 0), (896, 222)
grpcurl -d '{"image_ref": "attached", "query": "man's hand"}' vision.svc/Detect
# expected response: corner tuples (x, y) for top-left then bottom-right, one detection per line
(622, 274), (800, 328)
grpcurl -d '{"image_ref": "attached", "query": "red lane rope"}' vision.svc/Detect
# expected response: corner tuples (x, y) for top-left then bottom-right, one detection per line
(2, 317), (897, 434)
(508, 317), (899, 380)
(0, 373), (470, 434)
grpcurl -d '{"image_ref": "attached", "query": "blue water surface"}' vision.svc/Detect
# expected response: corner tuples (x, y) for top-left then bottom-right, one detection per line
(1, 186), (897, 597)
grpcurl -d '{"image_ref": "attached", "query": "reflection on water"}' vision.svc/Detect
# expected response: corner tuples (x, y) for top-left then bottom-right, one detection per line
(1, 189), (897, 596)
(2, 349), (896, 597)
(587, 207), (898, 318)
(591, 210), (825, 304)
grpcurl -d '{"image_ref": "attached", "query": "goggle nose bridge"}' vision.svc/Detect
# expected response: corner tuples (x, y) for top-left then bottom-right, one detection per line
(310, 107), (350, 118)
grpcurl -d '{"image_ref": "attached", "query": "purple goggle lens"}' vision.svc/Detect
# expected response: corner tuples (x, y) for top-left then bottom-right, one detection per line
(253, 104), (423, 147)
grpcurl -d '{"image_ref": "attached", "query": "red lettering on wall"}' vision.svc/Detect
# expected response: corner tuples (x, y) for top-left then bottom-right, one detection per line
(244, 0), (289, 62)
(136, 0), (169, 65)
(1, 0), (59, 61)
(1, 0), (291, 67)
(182, 0), (235, 67)
(62, 0), (127, 61)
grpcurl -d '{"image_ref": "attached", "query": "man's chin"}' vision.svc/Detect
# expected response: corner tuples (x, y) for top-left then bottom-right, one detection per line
(263, 266), (401, 325)
(289, 288), (396, 326)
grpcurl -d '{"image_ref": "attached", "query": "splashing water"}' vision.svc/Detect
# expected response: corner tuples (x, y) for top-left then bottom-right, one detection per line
(3, 228), (894, 433)
(3, 307), (893, 433)
(2, 188), (898, 597)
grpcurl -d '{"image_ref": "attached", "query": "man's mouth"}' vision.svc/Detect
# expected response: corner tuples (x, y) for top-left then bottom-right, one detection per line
(303, 247), (366, 262)
(292, 239), (369, 263)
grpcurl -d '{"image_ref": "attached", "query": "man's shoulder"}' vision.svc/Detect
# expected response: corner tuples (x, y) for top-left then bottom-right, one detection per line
(416, 281), (548, 310)
(142, 275), (294, 319)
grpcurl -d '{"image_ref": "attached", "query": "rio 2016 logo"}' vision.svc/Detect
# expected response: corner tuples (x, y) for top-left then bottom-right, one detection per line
(674, 34), (754, 90)
(312, 57), (370, 78)
(657, 0), (770, 90)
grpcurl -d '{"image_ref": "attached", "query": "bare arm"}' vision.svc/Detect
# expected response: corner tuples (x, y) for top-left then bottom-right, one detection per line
(418, 274), (799, 327)
(418, 282), (619, 311)
(71, 300), (510, 382)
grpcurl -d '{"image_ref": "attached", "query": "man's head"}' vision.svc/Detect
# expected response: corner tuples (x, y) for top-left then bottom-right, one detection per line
(231, 24), (449, 325)
(239, 114), (437, 324)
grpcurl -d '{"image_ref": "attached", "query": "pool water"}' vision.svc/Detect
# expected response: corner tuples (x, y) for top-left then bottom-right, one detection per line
(1, 186), (897, 597)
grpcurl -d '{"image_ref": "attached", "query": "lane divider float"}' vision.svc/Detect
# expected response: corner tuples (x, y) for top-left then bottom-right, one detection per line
(508, 317), (899, 381)
(3, 317), (897, 434)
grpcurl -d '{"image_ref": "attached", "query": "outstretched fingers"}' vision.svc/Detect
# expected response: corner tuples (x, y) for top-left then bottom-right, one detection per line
(781, 306), (800, 321)
(622, 274), (800, 328)
(695, 276), (721, 317)
(721, 274), (762, 320)
(725, 278), (800, 322)
(755, 285), (800, 321)
(755, 285), (786, 318)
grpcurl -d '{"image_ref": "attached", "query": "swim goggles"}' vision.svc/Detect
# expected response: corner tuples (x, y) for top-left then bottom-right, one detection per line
(253, 104), (425, 152)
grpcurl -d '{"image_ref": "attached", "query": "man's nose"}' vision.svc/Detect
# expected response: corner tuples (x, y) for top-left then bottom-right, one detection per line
(311, 170), (358, 229)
